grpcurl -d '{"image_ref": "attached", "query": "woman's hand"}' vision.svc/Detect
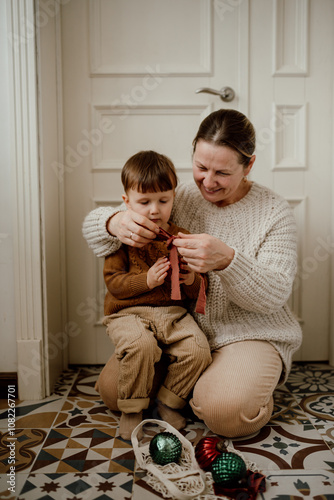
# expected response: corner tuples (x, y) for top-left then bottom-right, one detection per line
(173, 233), (235, 273)
(107, 210), (160, 247)
(147, 257), (170, 289)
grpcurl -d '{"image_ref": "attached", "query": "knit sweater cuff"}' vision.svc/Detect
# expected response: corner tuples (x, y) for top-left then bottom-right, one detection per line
(216, 248), (253, 286)
(129, 273), (150, 295)
(82, 206), (122, 257)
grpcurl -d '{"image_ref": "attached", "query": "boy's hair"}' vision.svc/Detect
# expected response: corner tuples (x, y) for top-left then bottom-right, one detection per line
(121, 150), (178, 193)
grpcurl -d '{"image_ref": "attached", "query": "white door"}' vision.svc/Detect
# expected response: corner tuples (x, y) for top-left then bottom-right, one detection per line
(248, 0), (333, 362)
(61, 0), (333, 364)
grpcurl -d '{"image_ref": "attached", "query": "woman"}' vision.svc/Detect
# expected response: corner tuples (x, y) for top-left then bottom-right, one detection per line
(82, 109), (302, 438)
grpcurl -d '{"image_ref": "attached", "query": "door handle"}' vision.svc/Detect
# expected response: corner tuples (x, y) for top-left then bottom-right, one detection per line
(195, 86), (235, 102)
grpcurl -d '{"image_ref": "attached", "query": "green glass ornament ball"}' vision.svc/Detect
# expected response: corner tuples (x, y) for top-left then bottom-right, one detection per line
(149, 432), (182, 465)
(211, 452), (247, 486)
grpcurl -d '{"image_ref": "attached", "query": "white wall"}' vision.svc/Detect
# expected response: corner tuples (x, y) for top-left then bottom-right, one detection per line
(0, 1), (17, 372)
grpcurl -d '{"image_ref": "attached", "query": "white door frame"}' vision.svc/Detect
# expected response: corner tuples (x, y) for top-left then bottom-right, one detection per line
(7, 0), (45, 399)
(7, 0), (67, 399)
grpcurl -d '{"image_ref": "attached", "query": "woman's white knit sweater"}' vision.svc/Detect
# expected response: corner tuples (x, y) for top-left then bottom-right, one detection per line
(82, 182), (302, 381)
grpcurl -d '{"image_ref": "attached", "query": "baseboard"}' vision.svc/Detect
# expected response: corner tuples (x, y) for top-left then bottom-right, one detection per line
(0, 372), (18, 399)
(17, 339), (45, 400)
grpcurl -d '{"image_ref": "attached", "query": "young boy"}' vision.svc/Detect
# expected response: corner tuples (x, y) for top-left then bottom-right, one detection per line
(102, 150), (211, 440)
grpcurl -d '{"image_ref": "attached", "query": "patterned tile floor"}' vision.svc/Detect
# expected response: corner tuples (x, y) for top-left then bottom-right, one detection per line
(0, 363), (334, 499)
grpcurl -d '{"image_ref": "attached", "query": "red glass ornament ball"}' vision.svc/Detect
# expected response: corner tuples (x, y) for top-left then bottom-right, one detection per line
(195, 436), (227, 471)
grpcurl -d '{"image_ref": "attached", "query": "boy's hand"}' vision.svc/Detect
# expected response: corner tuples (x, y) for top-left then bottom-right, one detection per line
(147, 257), (170, 289)
(179, 258), (195, 286)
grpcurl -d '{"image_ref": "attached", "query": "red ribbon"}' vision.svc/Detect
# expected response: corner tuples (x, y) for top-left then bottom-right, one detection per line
(213, 470), (266, 500)
(156, 227), (206, 314)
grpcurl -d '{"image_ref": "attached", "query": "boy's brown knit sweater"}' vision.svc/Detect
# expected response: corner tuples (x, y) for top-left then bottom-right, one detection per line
(103, 222), (206, 315)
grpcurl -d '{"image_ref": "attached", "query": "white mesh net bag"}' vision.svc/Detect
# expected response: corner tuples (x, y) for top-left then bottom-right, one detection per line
(131, 419), (250, 500)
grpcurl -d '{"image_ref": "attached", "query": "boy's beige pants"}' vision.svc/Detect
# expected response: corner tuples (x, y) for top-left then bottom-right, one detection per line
(96, 335), (282, 438)
(103, 306), (212, 414)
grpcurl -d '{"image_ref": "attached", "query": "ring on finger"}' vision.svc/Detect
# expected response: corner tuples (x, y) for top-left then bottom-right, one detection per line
(130, 232), (133, 240)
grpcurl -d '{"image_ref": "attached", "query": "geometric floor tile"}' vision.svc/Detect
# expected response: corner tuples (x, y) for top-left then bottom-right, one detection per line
(52, 369), (80, 398)
(53, 397), (120, 429)
(315, 423), (334, 451)
(110, 438), (135, 473)
(269, 388), (312, 427)
(285, 364), (334, 394)
(296, 392), (334, 424)
(232, 423), (334, 471)
(68, 370), (102, 400)
(31, 428), (117, 473)
(0, 397), (63, 429)
(1, 363), (334, 499)
(262, 469), (334, 498)
(0, 428), (47, 473)
(0, 473), (28, 499)
(17, 472), (133, 500)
